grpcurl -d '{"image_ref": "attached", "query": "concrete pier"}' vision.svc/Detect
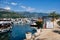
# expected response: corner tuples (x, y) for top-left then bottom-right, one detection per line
(24, 29), (41, 40)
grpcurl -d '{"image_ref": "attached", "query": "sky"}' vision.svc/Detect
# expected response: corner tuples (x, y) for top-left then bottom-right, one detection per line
(0, 0), (60, 13)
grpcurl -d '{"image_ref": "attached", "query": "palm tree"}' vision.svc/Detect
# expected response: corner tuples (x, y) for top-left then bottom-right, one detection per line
(49, 11), (60, 19)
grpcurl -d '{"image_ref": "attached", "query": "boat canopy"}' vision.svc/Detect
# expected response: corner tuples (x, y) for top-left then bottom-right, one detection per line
(0, 21), (11, 24)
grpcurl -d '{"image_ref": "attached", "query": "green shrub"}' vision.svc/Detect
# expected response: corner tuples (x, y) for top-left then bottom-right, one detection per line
(57, 21), (60, 26)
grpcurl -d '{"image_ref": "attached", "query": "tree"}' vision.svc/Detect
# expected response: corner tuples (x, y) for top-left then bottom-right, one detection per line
(57, 21), (60, 26)
(49, 11), (60, 19)
(35, 21), (43, 29)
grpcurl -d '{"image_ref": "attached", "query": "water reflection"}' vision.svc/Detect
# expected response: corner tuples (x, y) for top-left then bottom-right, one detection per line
(0, 31), (11, 40)
(0, 24), (36, 40)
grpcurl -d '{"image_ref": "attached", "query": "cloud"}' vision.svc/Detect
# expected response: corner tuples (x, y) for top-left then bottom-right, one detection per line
(46, 10), (56, 13)
(20, 5), (35, 12)
(26, 7), (35, 12)
(20, 6), (26, 9)
(4, 2), (17, 5)
(11, 2), (17, 5)
(4, 6), (11, 10)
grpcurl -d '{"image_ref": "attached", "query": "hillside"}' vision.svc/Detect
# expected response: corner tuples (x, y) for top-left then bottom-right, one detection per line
(0, 8), (49, 18)
(0, 8), (25, 18)
(17, 12), (49, 18)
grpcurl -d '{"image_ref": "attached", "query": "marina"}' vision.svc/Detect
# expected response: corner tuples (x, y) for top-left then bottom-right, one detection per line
(0, 0), (60, 40)
(0, 23), (36, 40)
(0, 18), (60, 40)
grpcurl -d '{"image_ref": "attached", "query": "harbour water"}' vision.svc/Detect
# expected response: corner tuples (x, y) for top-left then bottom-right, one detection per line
(0, 24), (36, 40)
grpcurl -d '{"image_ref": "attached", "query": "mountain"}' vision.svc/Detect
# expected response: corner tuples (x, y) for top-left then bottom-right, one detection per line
(0, 8), (25, 18)
(17, 12), (49, 18)
(0, 8), (49, 18)
(0, 8), (5, 11)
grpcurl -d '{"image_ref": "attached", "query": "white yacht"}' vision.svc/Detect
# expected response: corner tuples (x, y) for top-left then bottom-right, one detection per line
(0, 19), (12, 33)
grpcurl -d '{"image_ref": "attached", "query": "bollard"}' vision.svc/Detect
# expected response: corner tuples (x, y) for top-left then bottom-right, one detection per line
(26, 32), (32, 40)
(37, 29), (40, 33)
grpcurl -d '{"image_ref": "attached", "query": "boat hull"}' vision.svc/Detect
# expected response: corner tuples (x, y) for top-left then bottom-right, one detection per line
(30, 25), (38, 27)
(0, 26), (12, 33)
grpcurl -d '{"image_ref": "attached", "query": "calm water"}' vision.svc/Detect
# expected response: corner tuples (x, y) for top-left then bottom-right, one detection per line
(0, 24), (36, 40)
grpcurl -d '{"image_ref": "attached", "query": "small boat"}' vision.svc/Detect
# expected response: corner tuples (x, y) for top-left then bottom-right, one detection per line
(0, 19), (12, 33)
(30, 22), (37, 27)
(30, 21), (43, 29)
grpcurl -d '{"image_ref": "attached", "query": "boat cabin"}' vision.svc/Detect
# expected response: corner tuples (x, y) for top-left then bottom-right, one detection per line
(0, 20), (12, 29)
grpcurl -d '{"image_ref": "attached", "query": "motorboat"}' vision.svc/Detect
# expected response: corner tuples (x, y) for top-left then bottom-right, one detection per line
(0, 19), (12, 33)
(30, 22), (37, 27)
